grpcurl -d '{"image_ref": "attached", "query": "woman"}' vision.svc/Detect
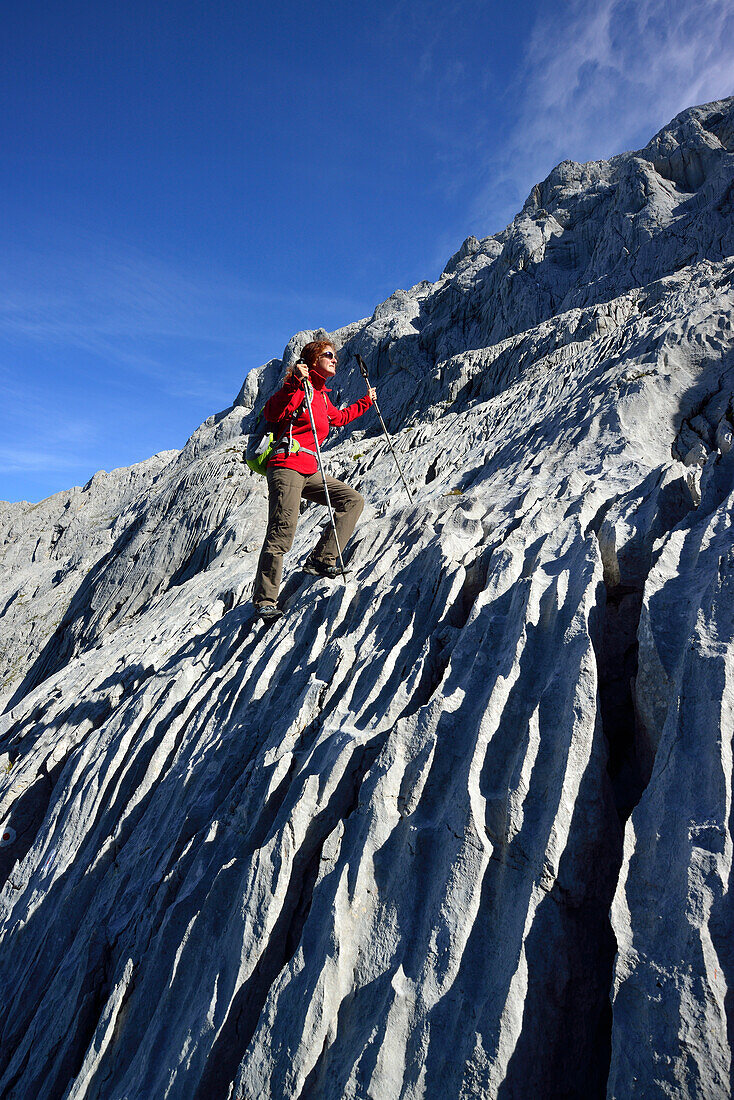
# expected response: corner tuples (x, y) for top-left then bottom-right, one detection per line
(253, 339), (376, 620)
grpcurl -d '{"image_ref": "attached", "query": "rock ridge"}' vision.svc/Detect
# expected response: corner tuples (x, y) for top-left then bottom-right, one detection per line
(0, 96), (732, 1099)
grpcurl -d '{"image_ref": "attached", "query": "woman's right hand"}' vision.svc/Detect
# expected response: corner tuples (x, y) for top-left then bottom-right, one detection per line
(294, 360), (309, 382)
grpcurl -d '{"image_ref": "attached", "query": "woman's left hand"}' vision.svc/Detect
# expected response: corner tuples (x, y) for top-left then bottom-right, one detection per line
(368, 386), (377, 402)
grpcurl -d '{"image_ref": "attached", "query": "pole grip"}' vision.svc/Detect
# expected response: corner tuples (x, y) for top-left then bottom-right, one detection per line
(355, 353), (370, 383)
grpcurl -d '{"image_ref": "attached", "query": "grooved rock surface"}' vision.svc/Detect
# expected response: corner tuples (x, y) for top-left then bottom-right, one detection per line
(0, 98), (732, 1099)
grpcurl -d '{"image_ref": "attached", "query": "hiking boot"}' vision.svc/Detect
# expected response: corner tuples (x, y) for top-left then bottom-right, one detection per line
(303, 554), (340, 578)
(255, 602), (283, 621)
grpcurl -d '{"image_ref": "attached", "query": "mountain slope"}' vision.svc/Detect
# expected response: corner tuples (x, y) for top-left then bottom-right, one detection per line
(0, 98), (732, 1099)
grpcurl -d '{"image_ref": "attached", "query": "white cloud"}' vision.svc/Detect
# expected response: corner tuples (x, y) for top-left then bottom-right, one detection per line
(0, 372), (100, 477)
(474, 0), (734, 230)
(0, 448), (85, 475)
(0, 234), (367, 388)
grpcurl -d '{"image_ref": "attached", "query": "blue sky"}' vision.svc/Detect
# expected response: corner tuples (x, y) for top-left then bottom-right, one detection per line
(2, 0), (732, 503)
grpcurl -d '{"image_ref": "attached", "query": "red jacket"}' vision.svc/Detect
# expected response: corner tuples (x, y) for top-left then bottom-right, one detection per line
(264, 371), (372, 476)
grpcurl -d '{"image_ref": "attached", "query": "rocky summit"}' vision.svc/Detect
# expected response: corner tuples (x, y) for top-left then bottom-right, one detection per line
(0, 98), (733, 1100)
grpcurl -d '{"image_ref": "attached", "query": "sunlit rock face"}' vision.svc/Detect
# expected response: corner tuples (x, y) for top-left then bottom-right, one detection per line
(0, 98), (732, 1100)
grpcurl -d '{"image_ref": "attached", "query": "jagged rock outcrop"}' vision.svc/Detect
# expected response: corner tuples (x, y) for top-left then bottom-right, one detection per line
(0, 453), (177, 712)
(0, 98), (732, 1099)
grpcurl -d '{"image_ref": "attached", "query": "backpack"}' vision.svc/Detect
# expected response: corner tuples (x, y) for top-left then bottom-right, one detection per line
(245, 403), (311, 475)
(245, 408), (278, 475)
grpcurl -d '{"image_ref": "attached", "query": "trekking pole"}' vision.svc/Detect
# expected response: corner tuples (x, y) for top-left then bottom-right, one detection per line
(302, 378), (348, 582)
(355, 354), (414, 504)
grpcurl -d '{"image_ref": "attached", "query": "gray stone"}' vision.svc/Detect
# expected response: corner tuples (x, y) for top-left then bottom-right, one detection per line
(0, 97), (732, 1100)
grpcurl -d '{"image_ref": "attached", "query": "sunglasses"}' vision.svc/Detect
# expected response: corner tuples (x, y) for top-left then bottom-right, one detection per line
(320, 351), (338, 361)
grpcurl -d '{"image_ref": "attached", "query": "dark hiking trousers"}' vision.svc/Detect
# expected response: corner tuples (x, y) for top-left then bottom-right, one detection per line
(253, 466), (364, 606)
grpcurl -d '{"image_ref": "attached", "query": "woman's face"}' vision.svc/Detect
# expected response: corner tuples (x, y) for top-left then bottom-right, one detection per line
(312, 346), (338, 379)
